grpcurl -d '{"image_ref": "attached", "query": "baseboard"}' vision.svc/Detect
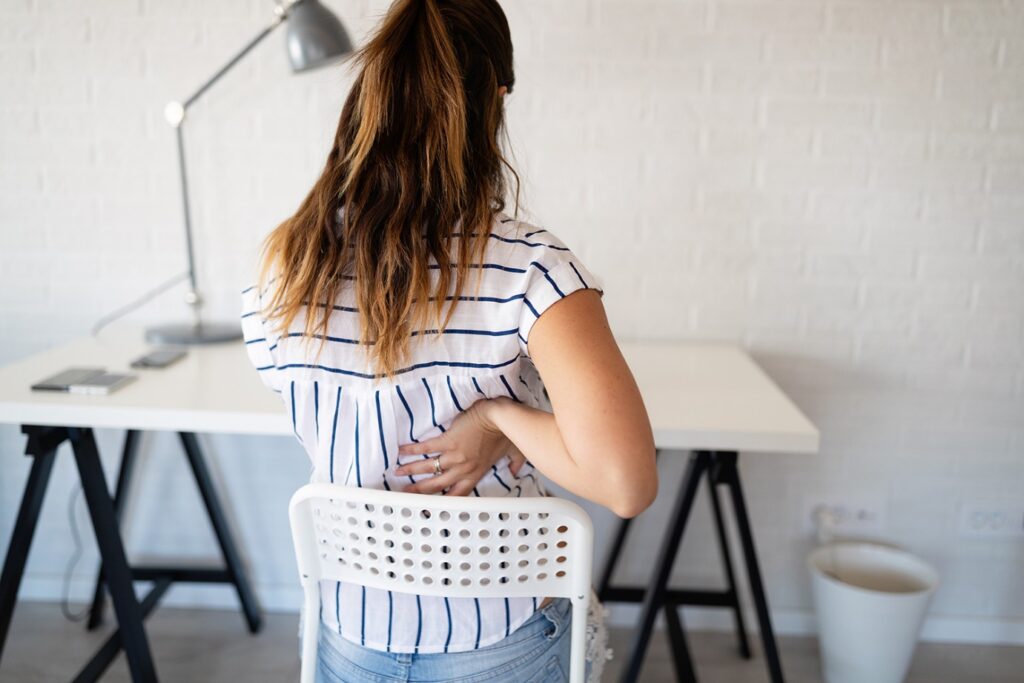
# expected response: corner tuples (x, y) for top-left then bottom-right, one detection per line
(16, 575), (305, 615)
(16, 577), (1024, 646)
(603, 603), (1024, 646)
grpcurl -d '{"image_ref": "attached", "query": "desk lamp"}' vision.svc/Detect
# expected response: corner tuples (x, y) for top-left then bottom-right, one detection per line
(147, 0), (353, 345)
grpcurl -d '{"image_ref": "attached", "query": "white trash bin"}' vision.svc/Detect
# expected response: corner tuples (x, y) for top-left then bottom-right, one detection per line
(808, 542), (939, 683)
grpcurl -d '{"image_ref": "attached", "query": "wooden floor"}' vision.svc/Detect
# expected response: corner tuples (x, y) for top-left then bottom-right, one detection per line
(2, 603), (1023, 682)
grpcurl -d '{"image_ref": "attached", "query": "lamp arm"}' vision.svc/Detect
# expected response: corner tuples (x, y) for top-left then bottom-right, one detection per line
(163, 1), (300, 322)
(183, 12), (286, 112)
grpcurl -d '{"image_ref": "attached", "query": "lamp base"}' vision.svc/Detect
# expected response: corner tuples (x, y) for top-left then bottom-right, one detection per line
(145, 321), (242, 345)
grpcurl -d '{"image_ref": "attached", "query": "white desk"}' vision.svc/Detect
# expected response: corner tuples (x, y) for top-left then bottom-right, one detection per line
(0, 335), (817, 450)
(0, 333), (288, 435)
(618, 341), (818, 454)
(0, 331), (818, 683)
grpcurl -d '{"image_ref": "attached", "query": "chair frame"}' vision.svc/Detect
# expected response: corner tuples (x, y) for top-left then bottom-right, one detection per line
(289, 483), (593, 683)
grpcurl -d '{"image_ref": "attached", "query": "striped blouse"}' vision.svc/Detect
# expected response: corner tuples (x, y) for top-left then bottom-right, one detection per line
(240, 212), (603, 654)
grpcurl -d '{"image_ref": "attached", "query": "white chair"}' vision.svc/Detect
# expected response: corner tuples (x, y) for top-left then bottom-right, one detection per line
(289, 483), (594, 683)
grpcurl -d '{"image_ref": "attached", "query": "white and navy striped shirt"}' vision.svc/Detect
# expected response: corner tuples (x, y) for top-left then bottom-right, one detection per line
(240, 212), (603, 654)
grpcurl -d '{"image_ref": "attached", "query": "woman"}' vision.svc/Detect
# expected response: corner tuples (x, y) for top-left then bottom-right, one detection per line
(241, 0), (657, 680)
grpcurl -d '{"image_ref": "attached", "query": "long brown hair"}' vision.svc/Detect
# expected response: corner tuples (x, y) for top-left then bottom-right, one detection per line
(257, 0), (517, 380)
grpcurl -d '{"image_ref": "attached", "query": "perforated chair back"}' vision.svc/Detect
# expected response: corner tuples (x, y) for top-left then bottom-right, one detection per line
(289, 483), (594, 683)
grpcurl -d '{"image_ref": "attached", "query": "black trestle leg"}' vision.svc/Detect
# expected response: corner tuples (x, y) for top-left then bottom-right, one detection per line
(87, 429), (141, 631)
(178, 432), (263, 633)
(0, 431), (59, 665)
(69, 427), (157, 683)
(707, 464), (751, 659)
(619, 451), (709, 683)
(720, 452), (785, 683)
(663, 602), (697, 683)
(73, 579), (170, 683)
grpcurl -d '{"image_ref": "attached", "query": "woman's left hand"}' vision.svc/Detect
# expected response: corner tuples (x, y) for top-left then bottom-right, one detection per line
(393, 398), (527, 495)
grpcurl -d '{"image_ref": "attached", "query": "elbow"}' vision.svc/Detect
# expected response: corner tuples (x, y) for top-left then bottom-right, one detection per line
(608, 462), (658, 519)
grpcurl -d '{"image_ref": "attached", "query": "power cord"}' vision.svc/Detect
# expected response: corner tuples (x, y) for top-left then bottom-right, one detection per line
(61, 484), (91, 623)
(90, 270), (190, 337)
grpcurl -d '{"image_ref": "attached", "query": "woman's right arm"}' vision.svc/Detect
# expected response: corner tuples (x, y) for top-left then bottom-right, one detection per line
(481, 288), (657, 518)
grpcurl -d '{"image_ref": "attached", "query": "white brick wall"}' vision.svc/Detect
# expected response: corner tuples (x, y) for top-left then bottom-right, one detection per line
(1, 0), (1022, 642)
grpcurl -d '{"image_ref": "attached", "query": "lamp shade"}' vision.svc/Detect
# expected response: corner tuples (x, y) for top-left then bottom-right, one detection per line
(286, 0), (354, 73)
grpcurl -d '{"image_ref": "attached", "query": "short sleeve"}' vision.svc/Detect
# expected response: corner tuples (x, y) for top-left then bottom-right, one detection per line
(240, 284), (284, 394)
(517, 232), (604, 357)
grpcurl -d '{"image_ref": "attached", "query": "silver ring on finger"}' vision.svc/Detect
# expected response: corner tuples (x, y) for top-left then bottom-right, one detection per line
(432, 455), (444, 476)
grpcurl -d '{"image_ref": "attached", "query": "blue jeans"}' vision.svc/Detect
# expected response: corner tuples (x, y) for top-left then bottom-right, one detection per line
(315, 597), (587, 682)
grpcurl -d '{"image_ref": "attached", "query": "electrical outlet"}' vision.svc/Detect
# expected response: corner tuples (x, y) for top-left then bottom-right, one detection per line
(958, 503), (1024, 538)
(801, 497), (885, 537)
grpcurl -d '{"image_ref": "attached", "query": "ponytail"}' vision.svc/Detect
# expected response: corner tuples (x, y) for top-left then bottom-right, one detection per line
(258, 0), (516, 380)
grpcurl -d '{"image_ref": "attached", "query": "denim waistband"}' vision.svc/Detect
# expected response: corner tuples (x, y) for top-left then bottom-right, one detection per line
(537, 596), (572, 639)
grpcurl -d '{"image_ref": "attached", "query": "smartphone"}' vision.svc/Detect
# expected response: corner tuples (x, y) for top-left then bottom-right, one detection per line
(31, 367), (106, 392)
(130, 349), (187, 369)
(68, 372), (137, 395)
